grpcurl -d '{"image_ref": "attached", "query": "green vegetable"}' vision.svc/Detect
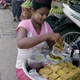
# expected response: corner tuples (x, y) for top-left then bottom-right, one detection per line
(21, 0), (32, 8)
(59, 43), (63, 50)
(50, 6), (63, 14)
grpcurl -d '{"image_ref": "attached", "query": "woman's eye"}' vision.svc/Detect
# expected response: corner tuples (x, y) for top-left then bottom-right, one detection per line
(40, 13), (48, 17)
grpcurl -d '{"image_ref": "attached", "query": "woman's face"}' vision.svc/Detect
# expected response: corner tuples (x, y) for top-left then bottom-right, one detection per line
(31, 7), (50, 24)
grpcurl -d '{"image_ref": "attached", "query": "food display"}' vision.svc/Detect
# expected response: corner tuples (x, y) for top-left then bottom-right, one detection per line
(39, 62), (80, 80)
(49, 53), (62, 61)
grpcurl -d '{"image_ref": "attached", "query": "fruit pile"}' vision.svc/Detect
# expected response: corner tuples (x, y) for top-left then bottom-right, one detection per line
(50, 5), (63, 14)
(39, 62), (80, 80)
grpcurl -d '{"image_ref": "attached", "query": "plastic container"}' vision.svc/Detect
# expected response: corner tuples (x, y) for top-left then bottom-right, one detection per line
(28, 53), (45, 71)
(52, 45), (65, 57)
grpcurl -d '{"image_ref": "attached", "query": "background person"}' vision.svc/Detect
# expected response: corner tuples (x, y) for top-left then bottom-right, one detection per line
(21, 0), (32, 20)
(12, 0), (26, 22)
(0, 0), (8, 9)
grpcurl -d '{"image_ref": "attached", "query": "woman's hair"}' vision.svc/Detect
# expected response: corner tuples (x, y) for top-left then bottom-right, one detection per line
(32, 1), (51, 11)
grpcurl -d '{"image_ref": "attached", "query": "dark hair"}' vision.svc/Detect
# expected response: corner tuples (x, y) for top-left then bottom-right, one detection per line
(32, 1), (51, 11)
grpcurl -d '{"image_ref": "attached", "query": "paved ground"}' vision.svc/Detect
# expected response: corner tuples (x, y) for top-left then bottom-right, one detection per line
(0, 9), (19, 80)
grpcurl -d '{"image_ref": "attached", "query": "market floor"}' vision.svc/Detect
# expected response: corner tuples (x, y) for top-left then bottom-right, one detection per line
(0, 9), (18, 80)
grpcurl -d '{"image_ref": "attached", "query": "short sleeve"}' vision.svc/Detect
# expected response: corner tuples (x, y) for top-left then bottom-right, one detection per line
(16, 20), (29, 33)
(46, 22), (53, 33)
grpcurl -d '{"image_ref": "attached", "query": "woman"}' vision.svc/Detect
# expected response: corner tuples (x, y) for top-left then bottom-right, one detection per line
(16, 0), (63, 80)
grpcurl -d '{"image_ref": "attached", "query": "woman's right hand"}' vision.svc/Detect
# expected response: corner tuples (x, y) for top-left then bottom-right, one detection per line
(48, 33), (63, 43)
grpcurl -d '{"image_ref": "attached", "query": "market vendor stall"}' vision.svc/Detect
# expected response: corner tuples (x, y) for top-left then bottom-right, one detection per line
(22, 42), (80, 80)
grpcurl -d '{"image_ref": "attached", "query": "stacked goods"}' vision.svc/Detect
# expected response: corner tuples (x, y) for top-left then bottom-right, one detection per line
(50, 5), (63, 14)
(39, 62), (80, 80)
(21, 0), (32, 19)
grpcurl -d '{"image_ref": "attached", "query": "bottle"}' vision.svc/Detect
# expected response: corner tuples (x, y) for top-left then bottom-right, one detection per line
(72, 50), (79, 67)
(66, 46), (72, 57)
(70, 49), (74, 58)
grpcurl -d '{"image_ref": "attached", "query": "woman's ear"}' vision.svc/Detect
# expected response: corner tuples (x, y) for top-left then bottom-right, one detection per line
(31, 8), (35, 14)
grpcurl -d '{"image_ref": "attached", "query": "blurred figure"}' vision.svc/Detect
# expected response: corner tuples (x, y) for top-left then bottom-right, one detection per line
(21, 0), (32, 20)
(0, 0), (9, 9)
(12, 0), (26, 22)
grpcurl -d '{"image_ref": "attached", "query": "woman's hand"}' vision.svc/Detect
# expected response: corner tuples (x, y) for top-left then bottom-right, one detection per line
(48, 33), (64, 43)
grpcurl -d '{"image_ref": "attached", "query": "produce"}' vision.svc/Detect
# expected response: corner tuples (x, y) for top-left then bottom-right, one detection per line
(50, 6), (63, 14)
(39, 62), (80, 80)
(21, 0), (32, 8)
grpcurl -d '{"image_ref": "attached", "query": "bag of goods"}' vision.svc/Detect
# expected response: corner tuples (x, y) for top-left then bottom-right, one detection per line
(39, 62), (80, 80)
(21, 0), (32, 19)
(52, 42), (65, 56)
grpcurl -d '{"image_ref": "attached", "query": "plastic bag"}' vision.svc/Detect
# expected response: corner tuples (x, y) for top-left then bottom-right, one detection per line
(29, 69), (47, 80)
(52, 42), (70, 56)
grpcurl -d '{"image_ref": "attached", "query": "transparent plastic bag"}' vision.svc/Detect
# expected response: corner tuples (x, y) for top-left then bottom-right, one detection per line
(52, 42), (70, 56)
(29, 69), (47, 80)
(52, 46), (65, 56)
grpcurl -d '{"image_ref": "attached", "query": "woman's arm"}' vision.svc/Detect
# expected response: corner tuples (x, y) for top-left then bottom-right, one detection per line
(17, 27), (62, 49)
(17, 27), (49, 49)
